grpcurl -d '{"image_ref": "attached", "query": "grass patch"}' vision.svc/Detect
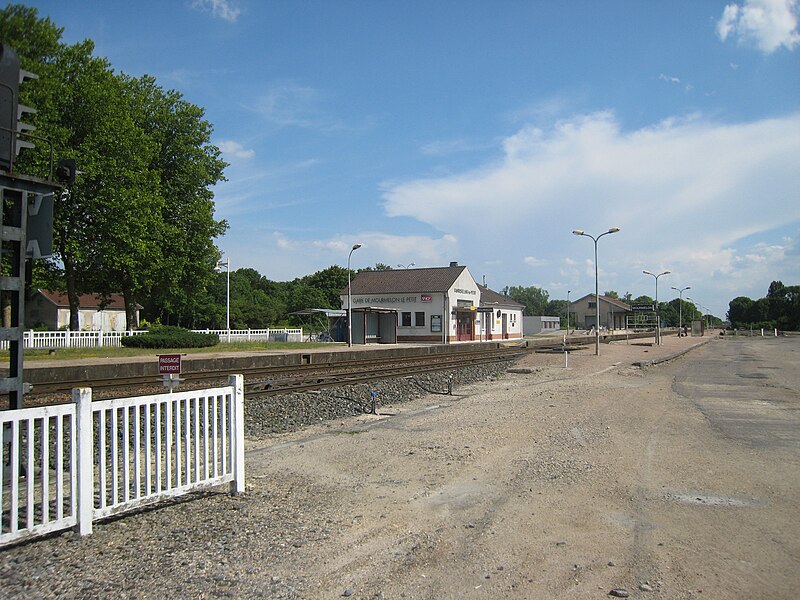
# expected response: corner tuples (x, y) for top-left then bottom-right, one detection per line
(1, 341), (344, 361)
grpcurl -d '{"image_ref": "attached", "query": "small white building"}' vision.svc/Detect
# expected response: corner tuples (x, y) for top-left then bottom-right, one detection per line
(25, 289), (140, 331)
(341, 263), (524, 343)
(523, 316), (561, 335)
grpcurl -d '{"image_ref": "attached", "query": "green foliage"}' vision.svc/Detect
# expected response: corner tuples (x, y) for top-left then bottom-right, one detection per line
(120, 326), (219, 349)
(504, 285), (549, 316)
(728, 281), (800, 330)
(1, 5), (226, 331)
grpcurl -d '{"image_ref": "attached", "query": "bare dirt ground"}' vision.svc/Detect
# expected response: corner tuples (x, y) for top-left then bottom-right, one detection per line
(3, 332), (799, 599)
(243, 333), (800, 599)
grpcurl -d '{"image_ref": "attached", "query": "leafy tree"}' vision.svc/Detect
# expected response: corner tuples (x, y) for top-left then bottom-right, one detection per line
(603, 290), (619, 299)
(123, 75), (227, 327)
(727, 296), (767, 328)
(504, 285), (549, 316)
(302, 266), (350, 308)
(2, 5), (227, 329)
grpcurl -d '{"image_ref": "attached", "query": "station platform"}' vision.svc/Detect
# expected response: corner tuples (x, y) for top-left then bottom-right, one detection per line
(11, 339), (523, 388)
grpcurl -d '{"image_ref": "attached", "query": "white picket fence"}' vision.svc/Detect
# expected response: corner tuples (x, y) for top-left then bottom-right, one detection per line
(198, 328), (304, 343)
(0, 375), (245, 547)
(2, 328), (305, 350)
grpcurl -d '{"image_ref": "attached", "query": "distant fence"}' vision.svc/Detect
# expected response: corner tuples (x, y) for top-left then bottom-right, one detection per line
(0, 328), (305, 350)
(197, 328), (304, 343)
(1, 375), (245, 547)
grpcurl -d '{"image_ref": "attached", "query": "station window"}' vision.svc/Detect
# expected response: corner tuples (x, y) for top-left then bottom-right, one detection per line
(402, 312), (412, 326)
(415, 312), (425, 327)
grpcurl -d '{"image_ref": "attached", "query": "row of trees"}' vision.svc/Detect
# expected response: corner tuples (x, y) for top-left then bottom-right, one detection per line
(502, 285), (720, 328)
(728, 281), (800, 331)
(3, 5), (227, 329)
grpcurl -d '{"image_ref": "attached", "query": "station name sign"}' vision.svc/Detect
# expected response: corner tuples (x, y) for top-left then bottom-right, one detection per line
(353, 296), (417, 305)
(632, 304), (655, 312)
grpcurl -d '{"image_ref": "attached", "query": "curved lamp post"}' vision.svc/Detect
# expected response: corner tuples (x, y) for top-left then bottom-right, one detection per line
(671, 285), (691, 335)
(217, 257), (231, 342)
(572, 227), (620, 355)
(347, 243), (362, 347)
(643, 270), (670, 345)
(397, 263), (415, 269)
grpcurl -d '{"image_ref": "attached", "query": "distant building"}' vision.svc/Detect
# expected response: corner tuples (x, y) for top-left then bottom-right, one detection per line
(340, 263), (524, 343)
(25, 289), (140, 331)
(523, 316), (561, 335)
(569, 293), (631, 330)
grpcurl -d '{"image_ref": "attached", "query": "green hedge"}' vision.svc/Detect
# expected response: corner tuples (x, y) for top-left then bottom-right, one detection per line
(121, 326), (219, 349)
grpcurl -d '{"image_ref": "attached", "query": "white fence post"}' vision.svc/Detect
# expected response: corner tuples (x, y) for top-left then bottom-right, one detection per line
(229, 374), (245, 495)
(74, 387), (94, 536)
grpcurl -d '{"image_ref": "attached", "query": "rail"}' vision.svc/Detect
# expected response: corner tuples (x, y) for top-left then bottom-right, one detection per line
(26, 346), (527, 400)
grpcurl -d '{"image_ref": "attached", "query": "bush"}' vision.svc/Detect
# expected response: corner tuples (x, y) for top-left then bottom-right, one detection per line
(121, 325), (219, 349)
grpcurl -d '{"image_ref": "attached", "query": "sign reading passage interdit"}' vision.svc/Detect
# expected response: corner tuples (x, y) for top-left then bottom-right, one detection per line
(158, 354), (182, 375)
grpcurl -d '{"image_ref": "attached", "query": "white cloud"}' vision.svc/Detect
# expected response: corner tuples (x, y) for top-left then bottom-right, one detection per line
(191, 0), (241, 23)
(381, 111), (800, 316)
(659, 74), (681, 84)
(217, 140), (255, 159)
(524, 256), (548, 267)
(717, 0), (800, 53)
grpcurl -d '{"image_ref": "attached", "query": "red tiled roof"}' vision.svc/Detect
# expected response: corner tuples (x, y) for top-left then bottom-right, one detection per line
(34, 289), (139, 310)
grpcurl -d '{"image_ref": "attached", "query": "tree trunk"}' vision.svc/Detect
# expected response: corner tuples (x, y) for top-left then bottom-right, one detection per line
(122, 284), (138, 330)
(62, 253), (81, 331)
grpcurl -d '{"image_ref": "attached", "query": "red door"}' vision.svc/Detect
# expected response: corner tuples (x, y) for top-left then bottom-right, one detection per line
(456, 313), (474, 341)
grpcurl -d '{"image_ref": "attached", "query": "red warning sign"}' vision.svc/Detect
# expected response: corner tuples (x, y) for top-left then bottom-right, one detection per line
(158, 354), (182, 375)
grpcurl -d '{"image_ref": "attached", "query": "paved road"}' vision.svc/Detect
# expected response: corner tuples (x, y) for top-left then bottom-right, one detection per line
(673, 336), (800, 449)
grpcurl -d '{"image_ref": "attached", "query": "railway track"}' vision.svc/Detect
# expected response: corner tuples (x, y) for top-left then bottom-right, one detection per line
(27, 345), (527, 401)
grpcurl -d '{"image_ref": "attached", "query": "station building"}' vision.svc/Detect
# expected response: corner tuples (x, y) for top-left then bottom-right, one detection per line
(341, 262), (524, 344)
(569, 293), (631, 330)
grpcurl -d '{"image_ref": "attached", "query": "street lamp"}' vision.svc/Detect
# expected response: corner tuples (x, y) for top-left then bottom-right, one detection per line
(572, 227), (620, 355)
(643, 270), (670, 345)
(217, 257), (231, 342)
(397, 263), (415, 269)
(671, 285), (691, 335)
(347, 243), (362, 347)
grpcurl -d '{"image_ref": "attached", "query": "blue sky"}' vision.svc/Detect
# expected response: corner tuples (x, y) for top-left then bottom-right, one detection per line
(25, 0), (800, 319)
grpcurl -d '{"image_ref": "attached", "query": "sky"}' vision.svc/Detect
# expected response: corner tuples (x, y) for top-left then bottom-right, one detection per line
(23, 0), (800, 319)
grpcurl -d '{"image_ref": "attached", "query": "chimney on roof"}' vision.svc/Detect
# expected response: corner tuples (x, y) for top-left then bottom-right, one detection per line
(449, 261), (458, 267)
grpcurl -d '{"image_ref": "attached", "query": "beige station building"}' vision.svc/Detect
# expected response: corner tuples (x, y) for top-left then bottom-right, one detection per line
(341, 262), (524, 344)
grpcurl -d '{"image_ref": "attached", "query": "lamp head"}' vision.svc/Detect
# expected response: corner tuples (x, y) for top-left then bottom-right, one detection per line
(643, 270), (653, 276)
(572, 229), (585, 236)
(608, 227), (621, 233)
(352, 243), (362, 250)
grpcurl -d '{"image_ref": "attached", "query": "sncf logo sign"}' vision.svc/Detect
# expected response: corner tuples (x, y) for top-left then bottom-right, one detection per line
(421, 294), (432, 302)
